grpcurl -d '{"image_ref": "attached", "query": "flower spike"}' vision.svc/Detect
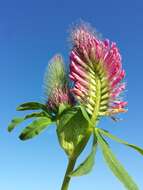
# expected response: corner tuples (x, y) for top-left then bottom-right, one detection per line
(69, 24), (127, 121)
(44, 54), (74, 113)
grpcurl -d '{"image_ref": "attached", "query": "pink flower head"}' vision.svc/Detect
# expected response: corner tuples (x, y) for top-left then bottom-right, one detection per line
(69, 24), (127, 118)
(44, 54), (74, 113)
(47, 87), (73, 112)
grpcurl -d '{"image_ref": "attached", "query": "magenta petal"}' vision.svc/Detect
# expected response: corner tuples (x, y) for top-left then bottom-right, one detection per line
(111, 70), (125, 88)
(70, 87), (84, 97)
(75, 82), (88, 94)
(112, 101), (128, 109)
(70, 71), (89, 87)
(70, 61), (87, 79)
(104, 39), (110, 48)
(69, 74), (75, 81)
(111, 83), (126, 98)
(70, 51), (87, 69)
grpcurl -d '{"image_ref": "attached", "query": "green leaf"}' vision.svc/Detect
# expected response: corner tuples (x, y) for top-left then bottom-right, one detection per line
(78, 105), (94, 126)
(8, 112), (46, 132)
(57, 108), (78, 133)
(57, 109), (90, 157)
(70, 135), (97, 176)
(8, 118), (25, 132)
(95, 129), (139, 190)
(98, 128), (143, 156)
(19, 117), (52, 140)
(24, 112), (46, 119)
(16, 102), (47, 111)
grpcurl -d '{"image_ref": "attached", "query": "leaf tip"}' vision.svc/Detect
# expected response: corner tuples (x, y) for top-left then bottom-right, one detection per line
(19, 133), (26, 141)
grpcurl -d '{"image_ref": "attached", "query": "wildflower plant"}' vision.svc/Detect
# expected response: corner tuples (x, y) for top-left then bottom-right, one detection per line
(8, 22), (143, 190)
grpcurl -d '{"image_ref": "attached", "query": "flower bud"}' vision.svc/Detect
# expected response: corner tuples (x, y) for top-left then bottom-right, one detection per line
(44, 54), (74, 113)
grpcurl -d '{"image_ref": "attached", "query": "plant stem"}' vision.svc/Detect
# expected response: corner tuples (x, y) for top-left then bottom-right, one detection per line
(61, 158), (77, 190)
(61, 131), (92, 190)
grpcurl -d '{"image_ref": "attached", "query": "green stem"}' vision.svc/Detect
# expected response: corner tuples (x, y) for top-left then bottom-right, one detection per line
(61, 132), (91, 190)
(61, 158), (77, 190)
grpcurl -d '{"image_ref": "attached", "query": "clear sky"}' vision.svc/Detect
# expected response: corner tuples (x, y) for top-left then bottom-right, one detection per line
(0, 0), (143, 189)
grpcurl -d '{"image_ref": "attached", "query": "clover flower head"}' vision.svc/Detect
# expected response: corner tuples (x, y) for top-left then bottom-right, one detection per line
(69, 24), (127, 119)
(44, 54), (74, 113)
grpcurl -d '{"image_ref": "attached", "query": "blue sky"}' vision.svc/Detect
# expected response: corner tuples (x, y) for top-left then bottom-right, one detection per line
(0, 0), (143, 189)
